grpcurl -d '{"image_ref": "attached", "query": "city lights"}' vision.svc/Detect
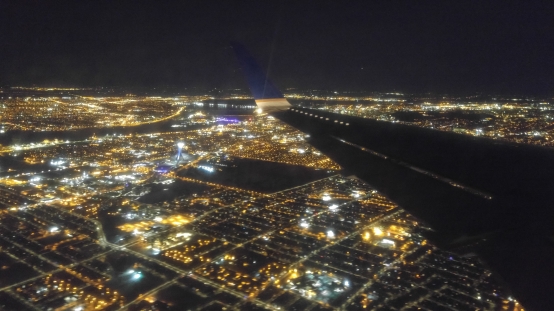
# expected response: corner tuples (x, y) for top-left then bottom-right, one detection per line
(0, 97), (523, 310)
(132, 272), (142, 280)
(198, 165), (214, 172)
(320, 99), (554, 147)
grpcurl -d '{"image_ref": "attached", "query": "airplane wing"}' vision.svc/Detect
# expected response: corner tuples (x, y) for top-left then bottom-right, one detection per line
(232, 42), (554, 311)
(231, 42), (291, 113)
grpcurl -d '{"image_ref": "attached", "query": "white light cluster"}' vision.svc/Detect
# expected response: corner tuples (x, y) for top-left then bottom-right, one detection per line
(198, 165), (214, 173)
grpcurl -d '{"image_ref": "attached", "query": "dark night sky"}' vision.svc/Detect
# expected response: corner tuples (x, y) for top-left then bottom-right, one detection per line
(1, 0), (553, 95)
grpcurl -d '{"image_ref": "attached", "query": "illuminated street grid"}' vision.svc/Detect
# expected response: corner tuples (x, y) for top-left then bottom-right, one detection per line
(0, 176), (523, 310)
(0, 113), (523, 310)
(318, 100), (554, 147)
(0, 96), (183, 132)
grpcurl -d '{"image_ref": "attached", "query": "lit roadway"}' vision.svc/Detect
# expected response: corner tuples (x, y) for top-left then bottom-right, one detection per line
(172, 175), (265, 197)
(99, 179), (372, 309)
(81, 194), (283, 310)
(112, 236), (282, 310)
(2, 176), (416, 310)
(170, 154), (335, 197)
(8, 181), (497, 310)
(203, 192), (403, 311)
